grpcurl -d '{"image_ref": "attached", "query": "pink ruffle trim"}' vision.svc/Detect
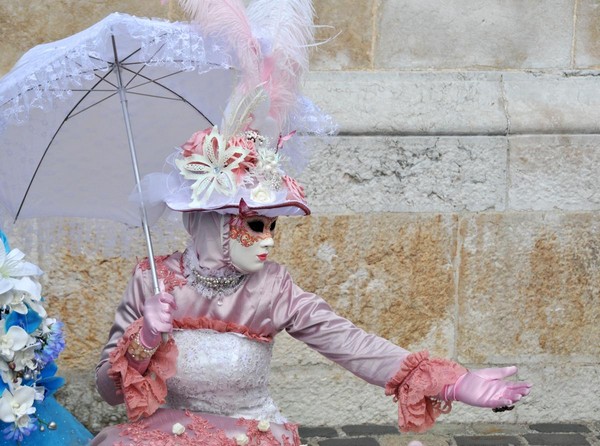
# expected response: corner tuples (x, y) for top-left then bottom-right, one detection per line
(173, 317), (273, 343)
(385, 351), (467, 433)
(109, 318), (179, 421)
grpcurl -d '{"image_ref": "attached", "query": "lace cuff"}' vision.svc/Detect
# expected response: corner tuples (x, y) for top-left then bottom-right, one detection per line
(108, 318), (178, 421)
(385, 351), (466, 433)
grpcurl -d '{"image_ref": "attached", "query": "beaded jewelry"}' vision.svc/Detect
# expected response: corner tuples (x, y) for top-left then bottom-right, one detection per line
(127, 330), (159, 361)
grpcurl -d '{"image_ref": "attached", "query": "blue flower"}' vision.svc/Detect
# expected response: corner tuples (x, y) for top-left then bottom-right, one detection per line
(2, 415), (37, 442)
(36, 321), (65, 367)
(4, 308), (42, 334)
(23, 362), (65, 397)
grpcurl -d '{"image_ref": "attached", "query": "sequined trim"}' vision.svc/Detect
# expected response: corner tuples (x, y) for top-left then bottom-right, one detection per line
(173, 316), (273, 343)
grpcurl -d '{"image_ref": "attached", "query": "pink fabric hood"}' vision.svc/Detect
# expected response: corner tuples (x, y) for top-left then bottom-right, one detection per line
(182, 211), (233, 271)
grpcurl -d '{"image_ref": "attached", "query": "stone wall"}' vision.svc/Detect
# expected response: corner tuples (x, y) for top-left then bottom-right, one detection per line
(1, 0), (599, 433)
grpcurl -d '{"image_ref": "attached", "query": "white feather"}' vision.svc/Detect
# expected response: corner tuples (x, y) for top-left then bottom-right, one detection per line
(246, 0), (315, 129)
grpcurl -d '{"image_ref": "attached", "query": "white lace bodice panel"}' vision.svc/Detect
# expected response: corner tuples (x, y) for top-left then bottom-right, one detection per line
(165, 329), (285, 423)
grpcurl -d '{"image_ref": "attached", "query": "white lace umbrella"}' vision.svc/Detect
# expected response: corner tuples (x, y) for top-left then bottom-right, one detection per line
(0, 13), (236, 295)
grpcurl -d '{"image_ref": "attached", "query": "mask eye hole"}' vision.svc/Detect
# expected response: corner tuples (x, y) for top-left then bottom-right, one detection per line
(247, 220), (265, 233)
(270, 220), (277, 232)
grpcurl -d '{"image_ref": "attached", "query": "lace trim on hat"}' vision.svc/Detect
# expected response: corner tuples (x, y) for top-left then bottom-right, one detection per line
(385, 350), (467, 433)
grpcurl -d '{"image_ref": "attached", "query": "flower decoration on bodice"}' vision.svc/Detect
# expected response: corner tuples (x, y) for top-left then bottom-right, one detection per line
(0, 238), (65, 442)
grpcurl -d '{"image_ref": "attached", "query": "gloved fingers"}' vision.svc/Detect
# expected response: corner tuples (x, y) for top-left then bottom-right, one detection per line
(153, 321), (173, 334)
(506, 383), (532, 394)
(158, 292), (178, 310)
(504, 387), (531, 401)
(159, 313), (173, 324)
(473, 366), (518, 380)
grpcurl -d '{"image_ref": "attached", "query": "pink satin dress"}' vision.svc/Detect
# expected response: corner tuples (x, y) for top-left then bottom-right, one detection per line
(92, 213), (463, 445)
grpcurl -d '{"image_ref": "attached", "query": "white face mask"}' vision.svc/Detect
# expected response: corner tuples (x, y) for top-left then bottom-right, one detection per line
(229, 215), (277, 273)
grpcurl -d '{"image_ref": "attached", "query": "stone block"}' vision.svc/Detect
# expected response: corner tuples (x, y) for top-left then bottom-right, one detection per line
(318, 438), (379, 446)
(454, 436), (522, 446)
(530, 424), (591, 433)
(0, 0), (179, 75)
(374, 0), (573, 70)
(471, 424), (529, 435)
(311, 0), (376, 70)
(270, 362), (397, 426)
(298, 426), (339, 438)
(516, 363), (600, 424)
(272, 214), (458, 352)
(508, 135), (600, 211)
(304, 71), (507, 135)
(300, 135), (507, 214)
(457, 213), (600, 364)
(503, 72), (600, 134)
(341, 425), (399, 436)
(523, 433), (591, 445)
(574, 0), (600, 67)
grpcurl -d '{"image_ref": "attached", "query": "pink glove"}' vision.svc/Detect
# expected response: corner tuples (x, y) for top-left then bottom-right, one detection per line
(139, 291), (177, 349)
(440, 366), (532, 409)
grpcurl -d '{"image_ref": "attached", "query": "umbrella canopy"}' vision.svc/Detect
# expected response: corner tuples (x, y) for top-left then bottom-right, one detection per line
(0, 12), (237, 226)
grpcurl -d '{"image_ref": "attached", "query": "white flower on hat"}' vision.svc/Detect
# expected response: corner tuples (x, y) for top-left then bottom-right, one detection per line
(176, 126), (250, 206)
(250, 184), (276, 204)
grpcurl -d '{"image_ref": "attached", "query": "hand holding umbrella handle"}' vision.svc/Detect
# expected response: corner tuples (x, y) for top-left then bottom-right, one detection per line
(140, 291), (177, 349)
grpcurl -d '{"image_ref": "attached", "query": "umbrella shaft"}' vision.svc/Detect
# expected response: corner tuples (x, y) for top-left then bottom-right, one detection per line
(111, 34), (160, 296)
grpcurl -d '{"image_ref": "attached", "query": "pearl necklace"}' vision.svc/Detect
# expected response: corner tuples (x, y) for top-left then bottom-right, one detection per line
(183, 248), (246, 303)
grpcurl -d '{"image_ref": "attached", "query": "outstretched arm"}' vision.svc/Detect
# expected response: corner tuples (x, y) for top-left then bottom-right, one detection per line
(270, 268), (531, 432)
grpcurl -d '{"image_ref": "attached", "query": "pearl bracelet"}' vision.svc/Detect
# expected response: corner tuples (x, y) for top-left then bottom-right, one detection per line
(127, 330), (159, 361)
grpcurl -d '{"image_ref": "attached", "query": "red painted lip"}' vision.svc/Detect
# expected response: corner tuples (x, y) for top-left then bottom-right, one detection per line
(257, 254), (268, 261)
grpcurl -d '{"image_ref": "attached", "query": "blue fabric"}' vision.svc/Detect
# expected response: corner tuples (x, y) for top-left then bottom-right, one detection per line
(19, 396), (94, 445)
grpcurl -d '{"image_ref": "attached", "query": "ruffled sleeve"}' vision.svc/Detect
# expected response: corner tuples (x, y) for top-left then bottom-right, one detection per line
(108, 318), (178, 421)
(385, 351), (466, 433)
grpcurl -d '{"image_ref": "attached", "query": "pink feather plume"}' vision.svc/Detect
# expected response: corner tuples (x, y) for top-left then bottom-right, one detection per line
(177, 0), (261, 88)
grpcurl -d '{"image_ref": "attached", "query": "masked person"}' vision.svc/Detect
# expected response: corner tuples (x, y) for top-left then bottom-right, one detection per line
(92, 1), (531, 444)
